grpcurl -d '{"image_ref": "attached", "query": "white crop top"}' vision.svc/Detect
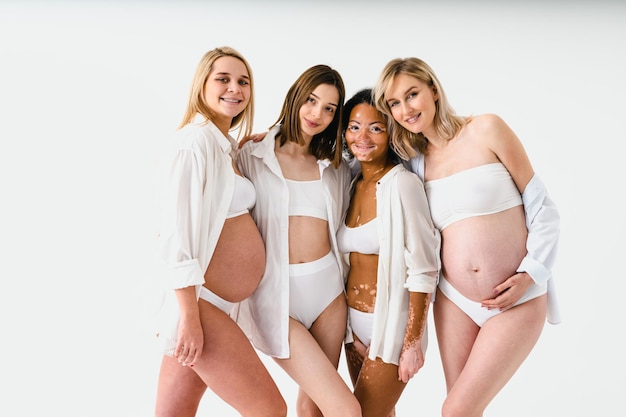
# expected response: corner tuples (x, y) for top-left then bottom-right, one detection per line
(425, 163), (522, 230)
(285, 178), (327, 220)
(226, 174), (256, 219)
(337, 219), (379, 255)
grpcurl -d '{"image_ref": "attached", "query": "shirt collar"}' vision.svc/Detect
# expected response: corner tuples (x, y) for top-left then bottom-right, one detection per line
(192, 113), (236, 154)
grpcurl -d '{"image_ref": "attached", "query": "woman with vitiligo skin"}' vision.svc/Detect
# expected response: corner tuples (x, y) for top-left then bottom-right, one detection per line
(339, 88), (441, 417)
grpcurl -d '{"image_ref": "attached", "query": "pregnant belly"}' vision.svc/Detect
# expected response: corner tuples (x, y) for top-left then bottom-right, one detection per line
(440, 209), (527, 301)
(204, 213), (265, 302)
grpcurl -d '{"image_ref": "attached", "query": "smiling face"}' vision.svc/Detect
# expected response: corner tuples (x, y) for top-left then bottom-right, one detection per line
(344, 103), (389, 163)
(385, 73), (438, 137)
(203, 56), (251, 126)
(298, 83), (340, 140)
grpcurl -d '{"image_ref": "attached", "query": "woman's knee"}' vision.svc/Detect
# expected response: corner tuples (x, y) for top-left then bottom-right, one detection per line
(441, 394), (482, 417)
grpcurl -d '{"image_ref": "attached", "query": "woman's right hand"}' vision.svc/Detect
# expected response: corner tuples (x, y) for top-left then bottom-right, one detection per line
(174, 314), (204, 367)
(238, 131), (268, 149)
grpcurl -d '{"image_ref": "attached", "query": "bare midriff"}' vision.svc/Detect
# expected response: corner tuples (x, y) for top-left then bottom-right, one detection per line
(204, 213), (265, 302)
(441, 205), (528, 302)
(346, 253), (378, 313)
(287, 216), (330, 263)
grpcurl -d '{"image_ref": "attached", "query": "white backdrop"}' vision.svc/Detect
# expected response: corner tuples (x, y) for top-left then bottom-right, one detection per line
(1, 1), (624, 416)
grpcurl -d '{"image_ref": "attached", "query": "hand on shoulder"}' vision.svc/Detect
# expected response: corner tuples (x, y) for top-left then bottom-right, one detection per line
(238, 131), (268, 149)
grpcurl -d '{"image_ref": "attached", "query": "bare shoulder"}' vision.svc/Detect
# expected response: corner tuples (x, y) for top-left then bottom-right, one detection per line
(471, 114), (533, 184)
(467, 113), (518, 145)
(468, 113), (509, 133)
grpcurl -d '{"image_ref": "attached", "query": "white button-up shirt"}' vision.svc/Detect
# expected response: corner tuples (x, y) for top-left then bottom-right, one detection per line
(155, 115), (237, 355)
(347, 164), (440, 365)
(232, 125), (351, 358)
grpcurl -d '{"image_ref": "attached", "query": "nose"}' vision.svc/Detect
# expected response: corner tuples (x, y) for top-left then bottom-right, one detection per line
(400, 101), (413, 116)
(309, 104), (322, 120)
(227, 80), (241, 93)
(355, 128), (368, 138)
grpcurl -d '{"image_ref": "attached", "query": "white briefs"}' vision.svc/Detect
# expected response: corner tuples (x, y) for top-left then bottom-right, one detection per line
(348, 307), (374, 347)
(289, 251), (343, 329)
(199, 286), (235, 314)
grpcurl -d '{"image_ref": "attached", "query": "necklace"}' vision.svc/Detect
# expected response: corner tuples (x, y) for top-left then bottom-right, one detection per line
(350, 162), (393, 226)
(357, 163), (392, 191)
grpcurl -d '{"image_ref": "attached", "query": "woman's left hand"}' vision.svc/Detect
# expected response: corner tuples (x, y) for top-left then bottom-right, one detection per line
(398, 342), (424, 383)
(481, 272), (534, 311)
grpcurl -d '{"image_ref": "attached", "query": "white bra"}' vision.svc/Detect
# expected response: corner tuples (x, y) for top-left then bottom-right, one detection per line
(285, 178), (328, 220)
(337, 219), (379, 255)
(226, 174), (256, 219)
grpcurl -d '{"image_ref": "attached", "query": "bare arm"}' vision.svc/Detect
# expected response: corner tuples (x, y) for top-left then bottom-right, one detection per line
(398, 291), (430, 383)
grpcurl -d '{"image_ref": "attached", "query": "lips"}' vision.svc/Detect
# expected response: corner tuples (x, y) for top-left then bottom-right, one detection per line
(351, 142), (376, 154)
(304, 118), (320, 129)
(406, 112), (421, 124)
(221, 97), (242, 103)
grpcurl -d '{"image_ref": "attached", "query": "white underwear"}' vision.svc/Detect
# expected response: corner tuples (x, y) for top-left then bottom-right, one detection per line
(199, 286), (235, 314)
(289, 251), (343, 329)
(438, 275), (547, 327)
(349, 307), (429, 354)
(348, 307), (374, 348)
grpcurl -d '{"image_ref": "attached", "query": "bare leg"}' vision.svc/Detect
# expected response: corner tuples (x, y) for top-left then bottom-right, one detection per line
(155, 301), (287, 417)
(344, 341), (364, 387)
(274, 308), (360, 417)
(434, 289), (547, 417)
(294, 294), (350, 417)
(155, 356), (206, 417)
(345, 339), (398, 417)
(353, 356), (406, 417)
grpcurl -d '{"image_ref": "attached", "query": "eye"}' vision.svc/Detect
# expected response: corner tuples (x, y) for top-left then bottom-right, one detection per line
(307, 96), (316, 104)
(407, 91), (417, 100)
(388, 100), (399, 108)
(215, 77), (229, 83)
(369, 125), (386, 134)
(325, 106), (335, 114)
(239, 79), (250, 86)
(347, 124), (361, 133)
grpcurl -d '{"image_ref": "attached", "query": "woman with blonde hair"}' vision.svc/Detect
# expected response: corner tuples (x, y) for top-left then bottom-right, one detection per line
(374, 57), (560, 417)
(154, 46), (286, 417)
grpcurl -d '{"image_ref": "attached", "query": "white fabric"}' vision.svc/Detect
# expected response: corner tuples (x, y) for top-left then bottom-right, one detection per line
(226, 174), (256, 219)
(232, 125), (351, 358)
(405, 153), (561, 325)
(345, 164), (440, 365)
(285, 178), (328, 220)
(154, 114), (237, 355)
(348, 307), (374, 347)
(517, 174), (561, 324)
(337, 219), (380, 255)
(199, 286), (236, 314)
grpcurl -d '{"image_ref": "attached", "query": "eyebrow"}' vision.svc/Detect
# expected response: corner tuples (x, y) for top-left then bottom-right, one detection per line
(387, 85), (414, 103)
(214, 71), (250, 80)
(348, 119), (385, 125)
(311, 92), (338, 108)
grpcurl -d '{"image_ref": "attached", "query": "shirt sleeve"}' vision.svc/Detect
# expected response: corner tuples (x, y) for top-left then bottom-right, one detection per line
(399, 172), (440, 293)
(516, 174), (560, 286)
(158, 140), (207, 290)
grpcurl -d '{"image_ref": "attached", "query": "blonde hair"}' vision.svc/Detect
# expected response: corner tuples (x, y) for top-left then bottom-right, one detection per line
(373, 57), (469, 159)
(179, 46), (254, 138)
